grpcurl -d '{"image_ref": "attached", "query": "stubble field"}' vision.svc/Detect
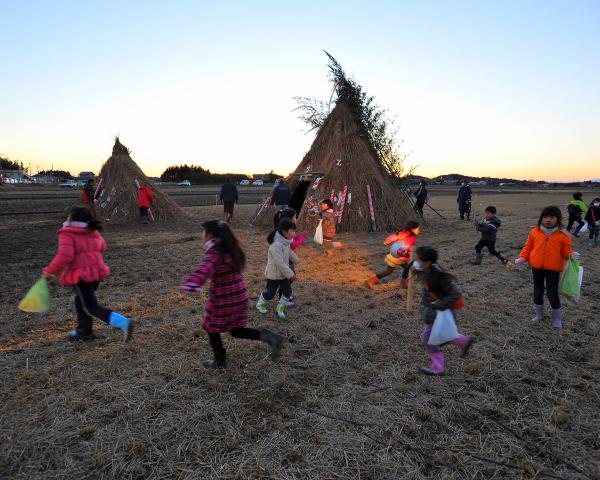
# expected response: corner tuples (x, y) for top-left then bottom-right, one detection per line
(1, 188), (599, 479)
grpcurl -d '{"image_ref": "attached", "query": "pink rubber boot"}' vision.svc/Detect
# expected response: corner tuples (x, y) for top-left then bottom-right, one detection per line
(450, 334), (474, 357)
(419, 352), (445, 376)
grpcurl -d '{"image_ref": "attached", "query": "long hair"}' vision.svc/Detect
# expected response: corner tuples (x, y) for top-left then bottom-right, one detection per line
(538, 206), (563, 228)
(202, 220), (246, 272)
(69, 205), (102, 231)
(415, 246), (455, 294)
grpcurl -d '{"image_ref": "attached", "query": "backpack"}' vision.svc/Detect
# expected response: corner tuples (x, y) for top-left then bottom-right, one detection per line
(567, 203), (581, 216)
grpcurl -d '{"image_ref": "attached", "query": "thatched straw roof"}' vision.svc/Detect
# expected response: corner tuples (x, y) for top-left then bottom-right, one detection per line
(95, 138), (185, 223)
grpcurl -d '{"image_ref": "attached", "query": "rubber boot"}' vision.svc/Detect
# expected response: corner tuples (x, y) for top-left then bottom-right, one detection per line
(203, 349), (227, 369)
(499, 255), (508, 265)
(260, 329), (285, 359)
(532, 304), (544, 322)
(256, 293), (269, 314)
(471, 253), (483, 265)
(449, 334), (473, 357)
(276, 299), (288, 319)
(552, 308), (562, 329)
(108, 312), (133, 342)
(366, 276), (378, 289)
(279, 295), (294, 308)
(588, 238), (595, 247)
(419, 352), (445, 376)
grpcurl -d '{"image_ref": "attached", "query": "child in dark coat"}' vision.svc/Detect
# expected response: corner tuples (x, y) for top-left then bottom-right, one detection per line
(43, 206), (133, 342)
(181, 220), (284, 369)
(584, 198), (600, 247)
(471, 206), (508, 265)
(414, 246), (473, 376)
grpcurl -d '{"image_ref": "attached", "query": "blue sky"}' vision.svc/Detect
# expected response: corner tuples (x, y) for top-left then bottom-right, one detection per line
(1, 0), (599, 181)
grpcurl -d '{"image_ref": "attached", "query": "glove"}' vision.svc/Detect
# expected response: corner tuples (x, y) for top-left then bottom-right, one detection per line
(570, 252), (580, 261)
(514, 257), (527, 265)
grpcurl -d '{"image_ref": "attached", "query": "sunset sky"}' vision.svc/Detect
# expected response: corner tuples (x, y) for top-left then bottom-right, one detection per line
(1, 1), (599, 182)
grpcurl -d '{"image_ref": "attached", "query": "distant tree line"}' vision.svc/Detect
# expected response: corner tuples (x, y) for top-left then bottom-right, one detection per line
(38, 169), (73, 179)
(160, 165), (251, 184)
(0, 156), (23, 171)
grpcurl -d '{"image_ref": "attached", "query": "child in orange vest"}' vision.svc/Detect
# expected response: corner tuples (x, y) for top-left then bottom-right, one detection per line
(515, 206), (578, 328)
(366, 221), (420, 288)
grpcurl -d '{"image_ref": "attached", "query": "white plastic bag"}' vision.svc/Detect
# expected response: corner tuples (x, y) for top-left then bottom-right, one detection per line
(428, 309), (459, 345)
(578, 221), (588, 234)
(314, 221), (323, 245)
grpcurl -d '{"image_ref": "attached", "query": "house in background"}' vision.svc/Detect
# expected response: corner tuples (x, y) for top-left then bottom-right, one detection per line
(78, 171), (95, 181)
(32, 173), (59, 184)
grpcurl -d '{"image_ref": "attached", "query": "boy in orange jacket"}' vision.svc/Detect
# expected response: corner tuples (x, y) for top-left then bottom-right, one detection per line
(515, 206), (578, 328)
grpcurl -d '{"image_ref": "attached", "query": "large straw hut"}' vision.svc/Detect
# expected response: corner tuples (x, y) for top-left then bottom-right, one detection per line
(94, 138), (184, 223)
(252, 53), (414, 232)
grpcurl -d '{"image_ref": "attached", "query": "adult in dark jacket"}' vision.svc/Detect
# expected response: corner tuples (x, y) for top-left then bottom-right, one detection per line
(413, 182), (428, 216)
(457, 182), (472, 220)
(271, 179), (291, 210)
(219, 178), (239, 223)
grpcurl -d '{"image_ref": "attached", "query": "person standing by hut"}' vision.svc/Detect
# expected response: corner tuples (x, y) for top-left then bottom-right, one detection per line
(137, 182), (155, 224)
(219, 178), (239, 223)
(82, 179), (95, 205)
(271, 178), (291, 211)
(414, 181), (428, 217)
(457, 182), (472, 220)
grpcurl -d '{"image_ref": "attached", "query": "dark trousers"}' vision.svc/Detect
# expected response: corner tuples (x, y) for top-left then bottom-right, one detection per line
(140, 206), (149, 222)
(475, 239), (505, 260)
(415, 199), (425, 216)
(532, 268), (560, 309)
(567, 214), (584, 232)
(589, 224), (599, 239)
(208, 328), (262, 356)
(459, 205), (471, 219)
(73, 281), (112, 335)
(223, 201), (235, 214)
(263, 279), (292, 300)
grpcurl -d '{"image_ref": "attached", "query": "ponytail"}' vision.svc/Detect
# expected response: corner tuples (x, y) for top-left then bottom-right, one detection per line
(202, 220), (246, 272)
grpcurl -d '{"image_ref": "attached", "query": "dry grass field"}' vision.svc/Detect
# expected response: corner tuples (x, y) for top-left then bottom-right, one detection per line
(1, 189), (599, 479)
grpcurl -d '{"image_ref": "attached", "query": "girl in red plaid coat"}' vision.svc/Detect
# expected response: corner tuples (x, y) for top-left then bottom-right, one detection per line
(181, 220), (284, 369)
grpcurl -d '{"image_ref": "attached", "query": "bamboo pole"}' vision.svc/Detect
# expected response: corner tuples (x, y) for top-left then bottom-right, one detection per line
(406, 251), (416, 312)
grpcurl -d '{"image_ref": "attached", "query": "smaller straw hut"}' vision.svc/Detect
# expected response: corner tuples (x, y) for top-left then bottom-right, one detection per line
(94, 138), (185, 223)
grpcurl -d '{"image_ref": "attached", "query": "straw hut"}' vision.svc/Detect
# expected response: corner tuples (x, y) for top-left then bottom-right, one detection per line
(94, 138), (184, 223)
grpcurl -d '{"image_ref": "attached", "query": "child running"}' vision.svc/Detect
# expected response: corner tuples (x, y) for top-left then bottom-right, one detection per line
(268, 208), (305, 301)
(566, 192), (587, 237)
(366, 221), (420, 288)
(471, 206), (508, 265)
(584, 197), (600, 247)
(515, 206), (577, 328)
(413, 246), (473, 376)
(181, 220), (284, 369)
(257, 218), (299, 319)
(319, 199), (336, 256)
(43, 206), (133, 341)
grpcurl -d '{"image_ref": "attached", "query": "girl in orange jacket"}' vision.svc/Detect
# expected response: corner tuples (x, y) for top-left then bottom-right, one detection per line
(515, 206), (578, 328)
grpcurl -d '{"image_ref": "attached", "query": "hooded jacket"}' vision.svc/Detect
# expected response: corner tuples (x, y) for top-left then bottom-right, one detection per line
(265, 232), (299, 280)
(44, 222), (111, 286)
(138, 185), (155, 208)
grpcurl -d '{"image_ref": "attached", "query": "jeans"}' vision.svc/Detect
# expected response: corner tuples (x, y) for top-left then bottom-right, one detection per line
(532, 268), (560, 309)
(140, 206), (149, 222)
(263, 279), (292, 300)
(73, 281), (112, 335)
(589, 224), (600, 239)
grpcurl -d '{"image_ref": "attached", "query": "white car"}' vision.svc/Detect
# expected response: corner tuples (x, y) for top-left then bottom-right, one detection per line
(252, 179), (264, 186)
(240, 179), (250, 186)
(59, 180), (78, 188)
(178, 180), (191, 186)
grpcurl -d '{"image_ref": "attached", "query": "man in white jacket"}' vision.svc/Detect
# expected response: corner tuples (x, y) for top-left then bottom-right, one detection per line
(256, 219), (299, 319)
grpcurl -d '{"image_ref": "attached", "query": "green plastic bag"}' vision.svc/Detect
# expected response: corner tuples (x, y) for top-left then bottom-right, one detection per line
(559, 259), (581, 298)
(18, 277), (50, 313)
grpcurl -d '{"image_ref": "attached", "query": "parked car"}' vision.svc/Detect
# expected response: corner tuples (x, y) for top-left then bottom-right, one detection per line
(59, 180), (78, 188)
(240, 179), (250, 186)
(252, 179), (264, 186)
(178, 180), (191, 187)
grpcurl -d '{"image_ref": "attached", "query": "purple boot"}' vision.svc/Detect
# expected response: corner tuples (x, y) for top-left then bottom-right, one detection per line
(533, 304), (544, 322)
(420, 352), (445, 376)
(552, 309), (562, 329)
(450, 334), (474, 357)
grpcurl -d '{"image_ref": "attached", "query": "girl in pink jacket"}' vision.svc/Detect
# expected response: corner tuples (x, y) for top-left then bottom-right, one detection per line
(43, 206), (133, 342)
